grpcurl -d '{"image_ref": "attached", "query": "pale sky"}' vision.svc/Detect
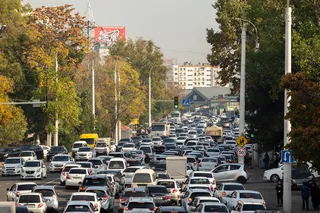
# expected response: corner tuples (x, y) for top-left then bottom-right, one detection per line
(25, 0), (219, 65)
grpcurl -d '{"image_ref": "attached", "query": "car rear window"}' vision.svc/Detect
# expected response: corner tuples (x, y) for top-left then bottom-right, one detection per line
(224, 185), (245, 191)
(88, 160), (102, 166)
(64, 166), (78, 172)
(19, 195), (40, 203)
(78, 163), (91, 168)
(108, 161), (125, 169)
(190, 178), (209, 184)
(157, 181), (175, 188)
(148, 186), (167, 194)
(128, 202), (154, 209)
(86, 190), (106, 198)
(204, 205), (228, 212)
(69, 169), (87, 174)
(201, 158), (217, 163)
(66, 205), (90, 212)
(200, 199), (219, 203)
(133, 174), (151, 183)
(242, 204), (265, 211)
(123, 191), (148, 197)
(52, 156), (69, 161)
(190, 192), (211, 199)
(73, 143), (84, 148)
(33, 189), (54, 197)
(78, 147), (91, 152)
(193, 173), (213, 178)
(123, 144), (135, 148)
(17, 184), (37, 191)
(239, 192), (262, 199)
(96, 143), (107, 147)
(83, 178), (107, 186)
(71, 195), (95, 201)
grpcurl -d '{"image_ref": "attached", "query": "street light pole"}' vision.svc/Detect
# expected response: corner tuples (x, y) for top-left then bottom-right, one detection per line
(283, 0), (292, 212)
(114, 64), (118, 144)
(92, 60), (95, 130)
(53, 53), (59, 146)
(148, 71), (152, 128)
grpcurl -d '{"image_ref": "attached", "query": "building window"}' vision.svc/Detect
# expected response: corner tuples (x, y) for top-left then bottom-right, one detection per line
(174, 68), (177, 71)
(193, 95), (197, 100)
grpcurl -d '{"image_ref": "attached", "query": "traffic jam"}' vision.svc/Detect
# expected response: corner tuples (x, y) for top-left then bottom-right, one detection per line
(1, 114), (267, 213)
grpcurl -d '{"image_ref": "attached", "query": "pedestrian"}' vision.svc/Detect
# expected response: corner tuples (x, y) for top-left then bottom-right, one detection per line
(113, 193), (120, 213)
(275, 180), (283, 207)
(144, 153), (150, 165)
(301, 182), (310, 210)
(263, 152), (269, 170)
(310, 181), (320, 210)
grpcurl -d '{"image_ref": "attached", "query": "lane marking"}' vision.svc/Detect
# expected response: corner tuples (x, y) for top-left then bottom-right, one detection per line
(42, 178), (60, 185)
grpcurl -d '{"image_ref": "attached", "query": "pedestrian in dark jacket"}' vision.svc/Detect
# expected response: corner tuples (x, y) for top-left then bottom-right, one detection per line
(144, 154), (150, 164)
(310, 181), (320, 210)
(275, 180), (283, 206)
(263, 152), (269, 170)
(301, 182), (310, 210)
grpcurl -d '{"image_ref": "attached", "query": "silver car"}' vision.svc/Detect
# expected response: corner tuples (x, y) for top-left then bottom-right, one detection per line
(211, 163), (248, 184)
(85, 186), (113, 212)
(33, 185), (59, 212)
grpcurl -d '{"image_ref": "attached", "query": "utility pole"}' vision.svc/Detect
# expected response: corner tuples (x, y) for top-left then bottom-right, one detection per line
(114, 64), (118, 144)
(91, 60), (95, 130)
(53, 53), (59, 146)
(148, 71), (152, 128)
(238, 25), (246, 165)
(283, 0), (292, 212)
(118, 69), (121, 141)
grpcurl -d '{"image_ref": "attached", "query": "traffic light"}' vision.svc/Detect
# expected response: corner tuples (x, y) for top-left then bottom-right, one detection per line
(174, 96), (179, 109)
(250, 133), (254, 138)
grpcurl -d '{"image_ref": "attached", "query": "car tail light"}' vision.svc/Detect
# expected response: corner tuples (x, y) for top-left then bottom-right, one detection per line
(164, 195), (170, 200)
(172, 189), (177, 193)
(125, 207), (133, 211)
(66, 174), (70, 179)
(16, 192), (20, 197)
(188, 198), (192, 203)
(38, 203), (44, 208)
(79, 187), (86, 191)
(222, 192), (226, 197)
(120, 198), (126, 202)
(149, 208), (157, 211)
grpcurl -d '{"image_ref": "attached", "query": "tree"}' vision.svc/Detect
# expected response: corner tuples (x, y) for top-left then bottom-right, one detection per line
(0, 75), (27, 146)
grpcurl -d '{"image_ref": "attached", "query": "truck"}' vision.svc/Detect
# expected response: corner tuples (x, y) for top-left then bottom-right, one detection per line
(166, 156), (187, 184)
(151, 123), (170, 137)
(205, 125), (223, 141)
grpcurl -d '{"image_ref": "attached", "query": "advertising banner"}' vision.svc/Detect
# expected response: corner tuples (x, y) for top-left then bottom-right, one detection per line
(94, 26), (126, 48)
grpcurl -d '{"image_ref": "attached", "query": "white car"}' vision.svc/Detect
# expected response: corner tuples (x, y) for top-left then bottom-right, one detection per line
(64, 201), (95, 213)
(7, 182), (37, 202)
(121, 143), (137, 153)
(187, 196), (220, 212)
(2, 157), (25, 176)
(124, 197), (156, 213)
(21, 160), (47, 180)
(75, 147), (96, 161)
(76, 161), (96, 175)
(88, 158), (107, 173)
(49, 154), (75, 172)
(186, 177), (215, 192)
(199, 157), (219, 171)
(19, 151), (37, 161)
(106, 174), (121, 195)
(151, 137), (163, 146)
(214, 183), (245, 203)
(263, 166), (283, 182)
(176, 136), (187, 143)
(17, 192), (47, 213)
(122, 166), (146, 187)
(231, 201), (266, 213)
(189, 171), (216, 189)
(69, 192), (101, 213)
(60, 163), (82, 186)
(225, 190), (265, 210)
(192, 202), (229, 213)
(86, 186), (112, 213)
(66, 168), (90, 189)
(72, 141), (88, 157)
(156, 179), (181, 204)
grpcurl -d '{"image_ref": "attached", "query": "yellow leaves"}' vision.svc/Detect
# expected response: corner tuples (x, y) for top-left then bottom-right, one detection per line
(0, 75), (13, 95)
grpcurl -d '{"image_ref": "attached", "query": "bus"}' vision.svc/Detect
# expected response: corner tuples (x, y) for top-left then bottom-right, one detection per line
(79, 133), (99, 148)
(151, 123), (170, 137)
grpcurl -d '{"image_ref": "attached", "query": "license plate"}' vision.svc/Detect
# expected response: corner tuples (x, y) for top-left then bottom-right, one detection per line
(55, 168), (60, 171)
(25, 204), (35, 208)
(98, 151), (104, 153)
(7, 171), (14, 173)
(73, 177), (81, 179)
(27, 175), (34, 177)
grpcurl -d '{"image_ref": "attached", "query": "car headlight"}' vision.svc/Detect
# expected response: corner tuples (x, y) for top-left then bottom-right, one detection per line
(36, 168), (41, 172)
(4, 154), (8, 157)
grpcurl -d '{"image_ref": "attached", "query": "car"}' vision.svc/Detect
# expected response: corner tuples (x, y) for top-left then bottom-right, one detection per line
(66, 168), (91, 189)
(69, 192), (101, 213)
(192, 202), (229, 213)
(76, 161), (96, 175)
(231, 201), (266, 213)
(155, 171), (171, 180)
(122, 143), (137, 153)
(185, 177), (215, 192)
(198, 157), (220, 171)
(154, 145), (166, 154)
(16, 192), (47, 213)
(47, 146), (68, 162)
(33, 185), (59, 212)
(72, 141), (88, 158)
(211, 163), (248, 184)
(154, 206), (186, 213)
(19, 151), (37, 161)
(225, 190), (265, 210)
(152, 137), (163, 146)
(40, 145), (50, 160)
(21, 160), (47, 180)
(107, 158), (127, 173)
(60, 163), (82, 186)
(132, 169), (157, 187)
(49, 154), (74, 172)
(147, 185), (172, 206)
(122, 166), (147, 187)
(79, 175), (111, 192)
(189, 171), (216, 188)
(106, 174), (121, 195)
(64, 201), (95, 213)
(86, 186), (113, 213)
(119, 187), (149, 211)
(0, 148), (21, 161)
(214, 183), (245, 203)
(95, 141), (110, 157)
(75, 147), (96, 161)
(180, 189), (212, 210)
(139, 145), (153, 156)
(156, 179), (181, 204)
(7, 182), (37, 202)
(124, 197), (156, 213)
(88, 158), (107, 173)
(187, 196), (220, 212)
(2, 157), (25, 176)
(97, 155), (114, 164)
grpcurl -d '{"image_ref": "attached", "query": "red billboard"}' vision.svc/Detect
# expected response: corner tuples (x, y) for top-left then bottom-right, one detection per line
(94, 26), (126, 48)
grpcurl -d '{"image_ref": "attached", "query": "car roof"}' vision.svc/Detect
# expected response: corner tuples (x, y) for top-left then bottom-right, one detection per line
(128, 197), (153, 202)
(25, 160), (41, 163)
(19, 192), (41, 196)
(240, 201), (265, 204)
(147, 185), (166, 188)
(236, 190), (261, 194)
(109, 157), (126, 161)
(71, 192), (96, 196)
(196, 197), (219, 200)
(67, 201), (92, 205)
(222, 183), (244, 186)
(157, 179), (176, 182)
(189, 189), (211, 193)
(6, 157), (22, 160)
(84, 174), (106, 178)
(192, 171), (212, 174)
(85, 186), (108, 191)
(124, 187), (147, 192)
(16, 182), (37, 186)
(126, 166), (146, 169)
(202, 202), (226, 206)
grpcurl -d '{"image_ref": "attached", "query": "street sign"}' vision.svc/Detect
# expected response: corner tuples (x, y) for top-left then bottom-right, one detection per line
(236, 135), (248, 147)
(182, 99), (191, 107)
(281, 150), (294, 163)
(237, 147), (247, 157)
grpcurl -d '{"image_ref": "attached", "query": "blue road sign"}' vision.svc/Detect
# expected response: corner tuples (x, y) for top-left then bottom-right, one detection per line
(182, 99), (191, 107)
(281, 150), (294, 163)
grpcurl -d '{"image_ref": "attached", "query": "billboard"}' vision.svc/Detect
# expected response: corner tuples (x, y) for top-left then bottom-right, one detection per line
(94, 26), (126, 48)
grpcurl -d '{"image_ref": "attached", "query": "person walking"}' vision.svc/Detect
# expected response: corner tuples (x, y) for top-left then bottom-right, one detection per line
(301, 182), (310, 210)
(310, 181), (320, 210)
(113, 193), (120, 213)
(275, 180), (283, 207)
(263, 152), (269, 170)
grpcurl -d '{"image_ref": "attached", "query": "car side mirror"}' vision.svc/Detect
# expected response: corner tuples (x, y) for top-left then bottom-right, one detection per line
(98, 197), (103, 201)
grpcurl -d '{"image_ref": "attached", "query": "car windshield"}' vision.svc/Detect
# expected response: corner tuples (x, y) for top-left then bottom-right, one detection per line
(157, 181), (175, 188)
(53, 156), (69, 161)
(193, 173), (213, 178)
(204, 205), (228, 212)
(128, 202), (154, 209)
(17, 184), (37, 191)
(51, 147), (64, 151)
(18, 195), (40, 203)
(152, 125), (165, 131)
(190, 192), (211, 200)
(78, 163), (91, 168)
(34, 189), (54, 197)
(83, 178), (107, 186)
(24, 162), (40, 167)
(66, 205), (90, 212)
(157, 173), (170, 179)
(202, 158), (217, 163)
(200, 200), (219, 203)
(88, 160), (102, 166)
(108, 161), (124, 169)
(78, 147), (91, 152)
(96, 143), (107, 147)
(5, 158), (20, 164)
(240, 192), (262, 199)
(140, 147), (152, 154)
(123, 144), (135, 148)
(86, 190), (106, 198)
(224, 185), (245, 191)
(69, 169), (87, 174)
(242, 204), (265, 211)
(71, 195), (95, 201)
(109, 153), (124, 158)
(20, 152), (32, 156)
(73, 143), (84, 148)
(123, 191), (148, 197)
(207, 149), (219, 152)
(148, 186), (167, 194)
(133, 174), (151, 183)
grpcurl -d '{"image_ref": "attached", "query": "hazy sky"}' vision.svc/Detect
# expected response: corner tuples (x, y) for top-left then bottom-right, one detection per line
(25, 0), (219, 65)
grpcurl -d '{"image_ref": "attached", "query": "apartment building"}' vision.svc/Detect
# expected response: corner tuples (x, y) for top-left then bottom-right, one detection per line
(169, 62), (221, 90)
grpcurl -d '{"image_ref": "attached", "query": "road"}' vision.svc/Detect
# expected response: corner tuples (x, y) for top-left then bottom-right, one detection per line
(0, 165), (310, 213)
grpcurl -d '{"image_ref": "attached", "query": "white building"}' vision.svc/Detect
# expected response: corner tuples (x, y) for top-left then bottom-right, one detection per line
(170, 62), (222, 90)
